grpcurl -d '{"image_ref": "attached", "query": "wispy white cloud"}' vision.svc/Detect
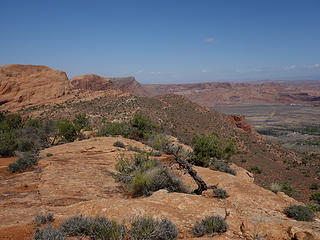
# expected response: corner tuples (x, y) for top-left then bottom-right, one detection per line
(283, 65), (296, 71)
(305, 63), (320, 69)
(204, 37), (216, 43)
(136, 70), (144, 74)
(201, 69), (208, 73)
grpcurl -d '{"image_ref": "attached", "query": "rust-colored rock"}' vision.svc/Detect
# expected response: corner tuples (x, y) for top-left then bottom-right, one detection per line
(70, 74), (114, 90)
(0, 64), (72, 110)
(0, 137), (319, 239)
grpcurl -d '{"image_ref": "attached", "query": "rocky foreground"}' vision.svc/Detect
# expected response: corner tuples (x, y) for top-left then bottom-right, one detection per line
(0, 137), (319, 239)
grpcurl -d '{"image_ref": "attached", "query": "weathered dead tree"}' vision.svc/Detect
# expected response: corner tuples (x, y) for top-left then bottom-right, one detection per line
(167, 144), (217, 195)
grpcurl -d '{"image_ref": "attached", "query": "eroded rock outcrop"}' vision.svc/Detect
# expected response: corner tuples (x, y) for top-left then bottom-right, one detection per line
(0, 137), (319, 239)
(70, 74), (114, 90)
(0, 64), (72, 110)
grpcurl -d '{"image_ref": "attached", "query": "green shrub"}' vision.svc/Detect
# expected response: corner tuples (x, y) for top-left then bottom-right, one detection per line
(279, 181), (293, 197)
(249, 166), (262, 174)
(305, 202), (320, 213)
(4, 114), (22, 130)
(148, 150), (162, 157)
(113, 141), (125, 148)
(148, 134), (172, 152)
(310, 192), (320, 204)
(129, 113), (156, 140)
(192, 216), (228, 237)
(0, 131), (18, 157)
(129, 216), (178, 240)
(72, 114), (90, 132)
(210, 161), (236, 175)
(213, 188), (229, 199)
(284, 205), (314, 221)
(128, 145), (142, 153)
(33, 225), (66, 240)
(57, 119), (77, 142)
(26, 119), (43, 129)
(98, 122), (129, 137)
(8, 153), (38, 173)
(310, 183), (319, 190)
(113, 153), (189, 197)
(47, 153), (53, 157)
(191, 133), (236, 167)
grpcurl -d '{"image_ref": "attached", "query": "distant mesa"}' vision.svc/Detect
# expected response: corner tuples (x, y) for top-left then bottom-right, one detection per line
(71, 74), (150, 97)
(70, 74), (114, 90)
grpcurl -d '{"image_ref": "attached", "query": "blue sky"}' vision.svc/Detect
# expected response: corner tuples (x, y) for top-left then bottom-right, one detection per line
(1, 0), (319, 83)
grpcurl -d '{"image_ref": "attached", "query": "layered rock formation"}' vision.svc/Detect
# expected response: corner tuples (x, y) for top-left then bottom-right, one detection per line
(0, 64), (72, 110)
(70, 74), (114, 90)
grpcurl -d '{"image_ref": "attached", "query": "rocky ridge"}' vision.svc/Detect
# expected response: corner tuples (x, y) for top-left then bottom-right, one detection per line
(0, 137), (319, 239)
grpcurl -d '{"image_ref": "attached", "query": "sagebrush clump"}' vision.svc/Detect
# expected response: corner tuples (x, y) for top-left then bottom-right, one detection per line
(209, 161), (236, 175)
(113, 141), (125, 148)
(213, 188), (229, 199)
(129, 216), (178, 240)
(33, 225), (66, 240)
(8, 152), (38, 173)
(192, 216), (228, 237)
(113, 153), (189, 197)
(284, 205), (314, 221)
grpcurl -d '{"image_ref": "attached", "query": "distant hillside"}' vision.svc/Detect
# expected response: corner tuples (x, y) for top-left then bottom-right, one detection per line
(71, 74), (114, 90)
(110, 76), (150, 97)
(143, 81), (320, 106)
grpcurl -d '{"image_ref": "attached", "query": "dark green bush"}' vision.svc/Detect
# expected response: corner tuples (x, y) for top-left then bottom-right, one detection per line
(284, 205), (314, 221)
(249, 166), (262, 174)
(0, 131), (18, 157)
(98, 122), (129, 137)
(129, 113), (156, 140)
(310, 192), (320, 204)
(192, 216), (228, 237)
(210, 161), (236, 175)
(279, 181), (293, 197)
(26, 119), (43, 129)
(113, 141), (125, 148)
(8, 152), (38, 173)
(310, 183), (319, 190)
(191, 133), (236, 167)
(57, 119), (78, 142)
(213, 188), (229, 199)
(33, 225), (66, 240)
(305, 202), (320, 213)
(129, 216), (178, 240)
(72, 114), (90, 132)
(4, 114), (22, 130)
